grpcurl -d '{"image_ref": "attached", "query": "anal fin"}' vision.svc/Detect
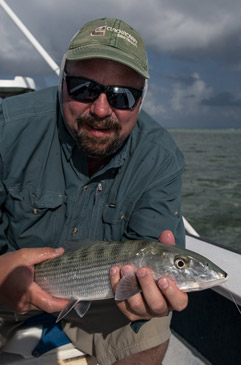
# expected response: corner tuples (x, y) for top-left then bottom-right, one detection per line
(56, 299), (91, 323)
(74, 301), (91, 318)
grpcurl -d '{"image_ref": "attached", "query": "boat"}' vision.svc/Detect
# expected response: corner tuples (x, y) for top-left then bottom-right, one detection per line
(0, 77), (35, 99)
(0, 1), (240, 364)
(167, 230), (241, 365)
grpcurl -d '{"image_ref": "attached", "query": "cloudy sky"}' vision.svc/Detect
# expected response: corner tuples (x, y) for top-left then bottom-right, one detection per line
(0, 0), (241, 128)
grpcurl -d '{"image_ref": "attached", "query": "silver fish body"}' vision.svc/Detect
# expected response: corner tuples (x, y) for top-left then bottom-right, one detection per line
(34, 240), (227, 321)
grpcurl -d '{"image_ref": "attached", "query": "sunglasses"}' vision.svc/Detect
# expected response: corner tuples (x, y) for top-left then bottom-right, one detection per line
(64, 72), (143, 110)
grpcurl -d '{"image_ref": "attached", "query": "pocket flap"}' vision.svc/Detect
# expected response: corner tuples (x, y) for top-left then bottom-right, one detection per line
(8, 187), (63, 209)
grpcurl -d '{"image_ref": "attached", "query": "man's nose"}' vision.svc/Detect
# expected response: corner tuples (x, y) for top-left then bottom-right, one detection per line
(89, 93), (112, 119)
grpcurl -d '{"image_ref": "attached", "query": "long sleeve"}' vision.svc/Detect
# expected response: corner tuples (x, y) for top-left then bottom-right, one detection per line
(0, 156), (9, 251)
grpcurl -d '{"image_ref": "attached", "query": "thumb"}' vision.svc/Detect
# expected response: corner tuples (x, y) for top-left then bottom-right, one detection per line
(20, 247), (65, 266)
(158, 230), (175, 246)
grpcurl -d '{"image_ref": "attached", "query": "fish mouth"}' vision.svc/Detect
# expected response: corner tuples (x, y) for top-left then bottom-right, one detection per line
(199, 275), (228, 290)
(181, 274), (228, 293)
(202, 276), (228, 291)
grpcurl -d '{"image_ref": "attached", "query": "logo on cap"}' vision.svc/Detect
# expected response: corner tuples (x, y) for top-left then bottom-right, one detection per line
(91, 26), (107, 36)
(91, 25), (138, 48)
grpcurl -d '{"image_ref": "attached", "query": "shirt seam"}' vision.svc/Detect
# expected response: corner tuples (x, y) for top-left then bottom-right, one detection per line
(1, 108), (56, 125)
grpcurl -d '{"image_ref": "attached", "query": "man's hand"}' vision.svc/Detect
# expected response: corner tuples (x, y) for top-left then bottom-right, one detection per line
(110, 230), (188, 321)
(0, 247), (69, 314)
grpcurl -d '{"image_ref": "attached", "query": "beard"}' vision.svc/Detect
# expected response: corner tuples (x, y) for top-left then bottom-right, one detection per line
(73, 115), (122, 157)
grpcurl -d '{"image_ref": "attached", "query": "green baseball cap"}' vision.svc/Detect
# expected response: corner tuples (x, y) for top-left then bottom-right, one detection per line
(65, 18), (149, 79)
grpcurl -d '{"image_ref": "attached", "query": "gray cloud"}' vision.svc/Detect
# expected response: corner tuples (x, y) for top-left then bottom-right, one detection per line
(1, 0), (241, 71)
(166, 73), (202, 86)
(202, 92), (241, 107)
(143, 73), (241, 128)
(1, 0), (241, 128)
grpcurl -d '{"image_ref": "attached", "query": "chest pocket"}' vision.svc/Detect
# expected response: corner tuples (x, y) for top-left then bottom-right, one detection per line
(5, 187), (64, 247)
(102, 200), (134, 241)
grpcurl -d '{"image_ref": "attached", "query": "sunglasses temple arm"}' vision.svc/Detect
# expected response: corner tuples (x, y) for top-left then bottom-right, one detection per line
(139, 79), (148, 110)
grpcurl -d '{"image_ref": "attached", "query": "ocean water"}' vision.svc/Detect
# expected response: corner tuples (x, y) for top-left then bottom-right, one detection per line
(169, 129), (241, 254)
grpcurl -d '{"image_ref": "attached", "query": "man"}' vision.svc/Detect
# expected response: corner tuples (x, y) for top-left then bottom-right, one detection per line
(0, 18), (188, 364)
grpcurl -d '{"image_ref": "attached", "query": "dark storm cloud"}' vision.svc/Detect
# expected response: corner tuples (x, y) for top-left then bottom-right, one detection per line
(1, 0), (241, 128)
(2, 0), (241, 71)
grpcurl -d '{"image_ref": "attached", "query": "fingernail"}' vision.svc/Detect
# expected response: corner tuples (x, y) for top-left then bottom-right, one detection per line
(55, 248), (64, 254)
(110, 268), (117, 277)
(158, 278), (169, 289)
(121, 267), (131, 275)
(137, 268), (147, 278)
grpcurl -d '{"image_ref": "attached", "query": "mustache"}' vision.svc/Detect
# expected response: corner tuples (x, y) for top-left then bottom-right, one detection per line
(77, 115), (121, 131)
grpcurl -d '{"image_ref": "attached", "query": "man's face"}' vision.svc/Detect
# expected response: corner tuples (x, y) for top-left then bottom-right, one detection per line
(62, 59), (144, 157)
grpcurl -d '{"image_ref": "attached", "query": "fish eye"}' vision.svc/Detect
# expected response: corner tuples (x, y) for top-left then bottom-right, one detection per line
(174, 256), (188, 270)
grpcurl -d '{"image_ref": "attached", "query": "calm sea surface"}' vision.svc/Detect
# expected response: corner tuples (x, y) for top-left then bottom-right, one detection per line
(169, 129), (241, 254)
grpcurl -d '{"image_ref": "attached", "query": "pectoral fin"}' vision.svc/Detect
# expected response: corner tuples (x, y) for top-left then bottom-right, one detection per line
(115, 271), (141, 301)
(74, 300), (91, 318)
(56, 299), (91, 323)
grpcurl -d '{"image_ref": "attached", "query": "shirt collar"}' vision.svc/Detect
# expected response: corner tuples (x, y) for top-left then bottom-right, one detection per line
(58, 112), (76, 161)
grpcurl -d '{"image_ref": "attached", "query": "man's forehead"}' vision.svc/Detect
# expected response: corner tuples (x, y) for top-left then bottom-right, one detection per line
(66, 58), (137, 71)
(65, 59), (145, 85)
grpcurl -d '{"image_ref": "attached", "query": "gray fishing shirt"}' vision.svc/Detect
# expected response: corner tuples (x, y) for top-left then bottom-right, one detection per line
(0, 86), (185, 251)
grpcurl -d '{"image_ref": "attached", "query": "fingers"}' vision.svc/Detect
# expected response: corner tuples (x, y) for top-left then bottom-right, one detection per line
(157, 277), (188, 312)
(110, 265), (147, 321)
(110, 266), (121, 293)
(29, 282), (69, 313)
(121, 266), (150, 319)
(137, 271), (188, 315)
(158, 230), (175, 246)
(110, 265), (188, 322)
(15, 282), (69, 314)
(110, 265), (169, 321)
(136, 268), (169, 316)
(0, 247), (66, 313)
(19, 247), (65, 266)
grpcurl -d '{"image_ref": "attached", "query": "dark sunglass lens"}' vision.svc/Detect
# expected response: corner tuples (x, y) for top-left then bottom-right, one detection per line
(67, 77), (100, 102)
(107, 87), (141, 110)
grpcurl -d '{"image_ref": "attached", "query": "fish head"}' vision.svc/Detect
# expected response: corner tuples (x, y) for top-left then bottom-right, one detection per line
(145, 244), (228, 292)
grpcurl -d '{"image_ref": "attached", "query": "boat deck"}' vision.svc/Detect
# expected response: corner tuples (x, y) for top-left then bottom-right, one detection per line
(164, 331), (210, 365)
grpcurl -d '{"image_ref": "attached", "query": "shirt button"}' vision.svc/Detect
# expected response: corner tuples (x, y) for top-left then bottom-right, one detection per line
(72, 227), (78, 235)
(84, 185), (88, 190)
(174, 210), (179, 216)
(32, 209), (38, 215)
(121, 213), (125, 220)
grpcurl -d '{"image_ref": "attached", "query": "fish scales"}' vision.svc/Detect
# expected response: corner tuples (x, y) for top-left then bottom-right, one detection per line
(34, 239), (228, 306)
(35, 241), (148, 300)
